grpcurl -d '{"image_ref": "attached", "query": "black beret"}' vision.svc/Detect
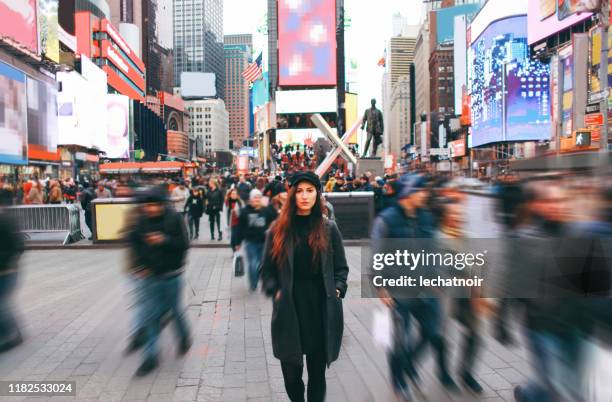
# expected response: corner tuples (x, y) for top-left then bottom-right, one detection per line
(288, 171), (322, 191)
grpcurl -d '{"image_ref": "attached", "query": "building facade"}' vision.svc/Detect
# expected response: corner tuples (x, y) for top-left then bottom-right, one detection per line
(186, 99), (229, 155)
(429, 44), (455, 126)
(389, 76), (412, 157)
(173, 0), (225, 99)
(224, 34), (252, 150)
(267, 0), (278, 100)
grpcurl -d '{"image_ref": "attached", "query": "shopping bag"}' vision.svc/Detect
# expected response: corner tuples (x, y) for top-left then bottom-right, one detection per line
(372, 308), (393, 351)
(233, 252), (244, 277)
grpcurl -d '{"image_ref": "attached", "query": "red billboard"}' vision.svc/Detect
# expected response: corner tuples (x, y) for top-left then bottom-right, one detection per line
(0, 0), (38, 53)
(278, 0), (336, 87)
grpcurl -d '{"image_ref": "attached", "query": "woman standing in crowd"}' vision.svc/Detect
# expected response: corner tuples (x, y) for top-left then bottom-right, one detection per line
(260, 171), (349, 402)
(205, 178), (223, 241)
(27, 179), (43, 205)
(48, 180), (63, 204)
(185, 188), (204, 240)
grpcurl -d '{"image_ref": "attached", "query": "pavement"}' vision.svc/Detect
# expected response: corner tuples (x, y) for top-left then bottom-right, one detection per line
(0, 246), (561, 402)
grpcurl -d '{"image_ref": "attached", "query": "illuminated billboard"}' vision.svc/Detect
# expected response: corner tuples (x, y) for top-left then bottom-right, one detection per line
(57, 71), (94, 147)
(26, 77), (58, 160)
(38, 0), (60, 62)
(0, 61), (28, 165)
(468, 15), (551, 147)
(81, 56), (108, 151)
(106, 94), (130, 159)
(0, 0), (38, 53)
(278, 0), (337, 87)
(528, 0), (591, 44)
(275, 89), (337, 114)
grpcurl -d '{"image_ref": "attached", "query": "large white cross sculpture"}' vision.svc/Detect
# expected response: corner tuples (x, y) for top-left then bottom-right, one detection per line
(311, 114), (361, 178)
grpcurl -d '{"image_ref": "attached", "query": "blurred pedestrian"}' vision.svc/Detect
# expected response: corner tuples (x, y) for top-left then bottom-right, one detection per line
(171, 180), (190, 219)
(260, 171), (349, 402)
(226, 188), (245, 252)
(47, 180), (63, 204)
(236, 189), (277, 291)
(205, 178), (223, 241)
(185, 188), (204, 240)
(371, 175), (457, 401)
(236, 174), (252, 202)
(80, 182), (97, 240)
(0, 197), (24, 352)
(95, 182), (112, 199)
(27, 178), (44, 205)
(126, 186), (191, 377)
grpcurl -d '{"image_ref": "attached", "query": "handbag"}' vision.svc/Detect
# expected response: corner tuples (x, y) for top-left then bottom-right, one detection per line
(372, 308), (393, 351)
(233, 252), (244, 277)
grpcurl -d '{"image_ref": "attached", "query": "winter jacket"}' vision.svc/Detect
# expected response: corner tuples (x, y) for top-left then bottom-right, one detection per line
(236, 204), (278, 244)
(260, 219), (349, 366)
(185, 194), (204, 218)
(126, 206), (189, 277)
(205, 188), (223, 214)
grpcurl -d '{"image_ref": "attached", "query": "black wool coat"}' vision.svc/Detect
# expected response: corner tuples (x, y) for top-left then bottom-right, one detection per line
(260, 219), (349, 366)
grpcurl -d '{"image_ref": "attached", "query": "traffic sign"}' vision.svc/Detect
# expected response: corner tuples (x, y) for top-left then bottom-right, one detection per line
(590, 90), (609, 103)
(429, 148), (450, 156)
(584, 113), (604, 126)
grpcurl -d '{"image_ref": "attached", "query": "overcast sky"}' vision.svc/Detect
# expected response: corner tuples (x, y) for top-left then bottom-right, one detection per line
(223, 0), (425, 115)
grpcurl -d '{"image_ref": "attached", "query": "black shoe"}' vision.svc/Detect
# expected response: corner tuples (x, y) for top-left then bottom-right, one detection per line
(218, 232), (222, 241)
(0, 332), (23, 353)
(440, 373), (459, 392)
(461, 372), (483, 394)
(513, 385), (525, 402)
(123, 331), (145, 355)
(135, 356), (158, 377)
(495, 326), (515, 346)
(194, 234), (199, 239)
(178, 336), (192, 356)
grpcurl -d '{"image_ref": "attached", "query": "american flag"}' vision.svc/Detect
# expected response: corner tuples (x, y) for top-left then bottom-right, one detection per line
(242, 53), (263, 84)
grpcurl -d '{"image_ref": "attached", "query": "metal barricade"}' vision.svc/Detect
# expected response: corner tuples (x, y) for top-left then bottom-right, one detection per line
(7, 204), (85, 245)
(324, 191), (374, 240)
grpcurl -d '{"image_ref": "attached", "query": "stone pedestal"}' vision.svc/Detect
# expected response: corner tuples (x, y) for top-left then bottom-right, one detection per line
(356, 157), (385, 177)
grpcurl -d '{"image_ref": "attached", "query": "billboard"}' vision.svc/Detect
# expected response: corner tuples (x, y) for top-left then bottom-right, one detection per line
(106, 94), (130, 159)
(560, 45), (573, 137)
(0, 0), (38, 53)
(0, 61), (28, 164)
(26, 77), (58, 160)
(38, 0), (59, 62)
(275, 89), (337, 114)
(180, 72), (216, 98)
(527, 0), (591, 44)
(80, 56), (108, 151)
(454, 14), (468, 114)
(57, 71), (94, 147)
(435, 3), (481, 46)
(278, 0), (336, 87)
(468, 15), (551, 147)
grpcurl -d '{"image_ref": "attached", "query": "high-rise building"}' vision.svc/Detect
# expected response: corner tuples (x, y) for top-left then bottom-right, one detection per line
(267, 0), (278, 100)
(173, 0), (225, 99)
(414, 22), (431, 156)
(224, 34), (252, 150)
(383, 25), (418, 157)
(186, 99), (229, 154)
(108, 0), (174, 94)
(429, 43), (455, 140)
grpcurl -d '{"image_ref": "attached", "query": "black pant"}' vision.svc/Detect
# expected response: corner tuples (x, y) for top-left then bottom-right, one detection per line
(208, 211), (221, 238)
(84, 210), (92, 234)
(280, 353), (326, 402)
(188, 215), (200, 238)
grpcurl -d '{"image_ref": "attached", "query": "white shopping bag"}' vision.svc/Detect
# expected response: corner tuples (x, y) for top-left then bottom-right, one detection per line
(372, 308), (393, 351)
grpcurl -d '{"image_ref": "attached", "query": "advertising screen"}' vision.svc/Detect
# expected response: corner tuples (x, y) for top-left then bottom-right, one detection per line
(0, 61), (28, 164)
(57, 71), (94, 147)
(275, 89), (337, 114)
(469, 15), (551, 147)
(539, 0), (556, 19)
(528, 0), (591, 44)
(26, 77), (58, 159)
(81, 56), (108, 151)
(560, 45), (574, 137)
(278, 0), (336, 87)
(106, 94), (130, 159)
(38, 0), (59, 62)
(0, 0), (38, 53)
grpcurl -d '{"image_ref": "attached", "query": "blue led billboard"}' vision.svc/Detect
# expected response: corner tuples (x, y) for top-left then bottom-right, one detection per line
(469, 15), (551, 147)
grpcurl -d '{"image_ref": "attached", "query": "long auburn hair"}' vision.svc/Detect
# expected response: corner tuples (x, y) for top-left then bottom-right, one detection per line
(270, 183), (328, 268)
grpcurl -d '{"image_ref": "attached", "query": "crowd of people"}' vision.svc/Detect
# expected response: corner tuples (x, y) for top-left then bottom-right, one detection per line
(0, 164), (610, 401)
